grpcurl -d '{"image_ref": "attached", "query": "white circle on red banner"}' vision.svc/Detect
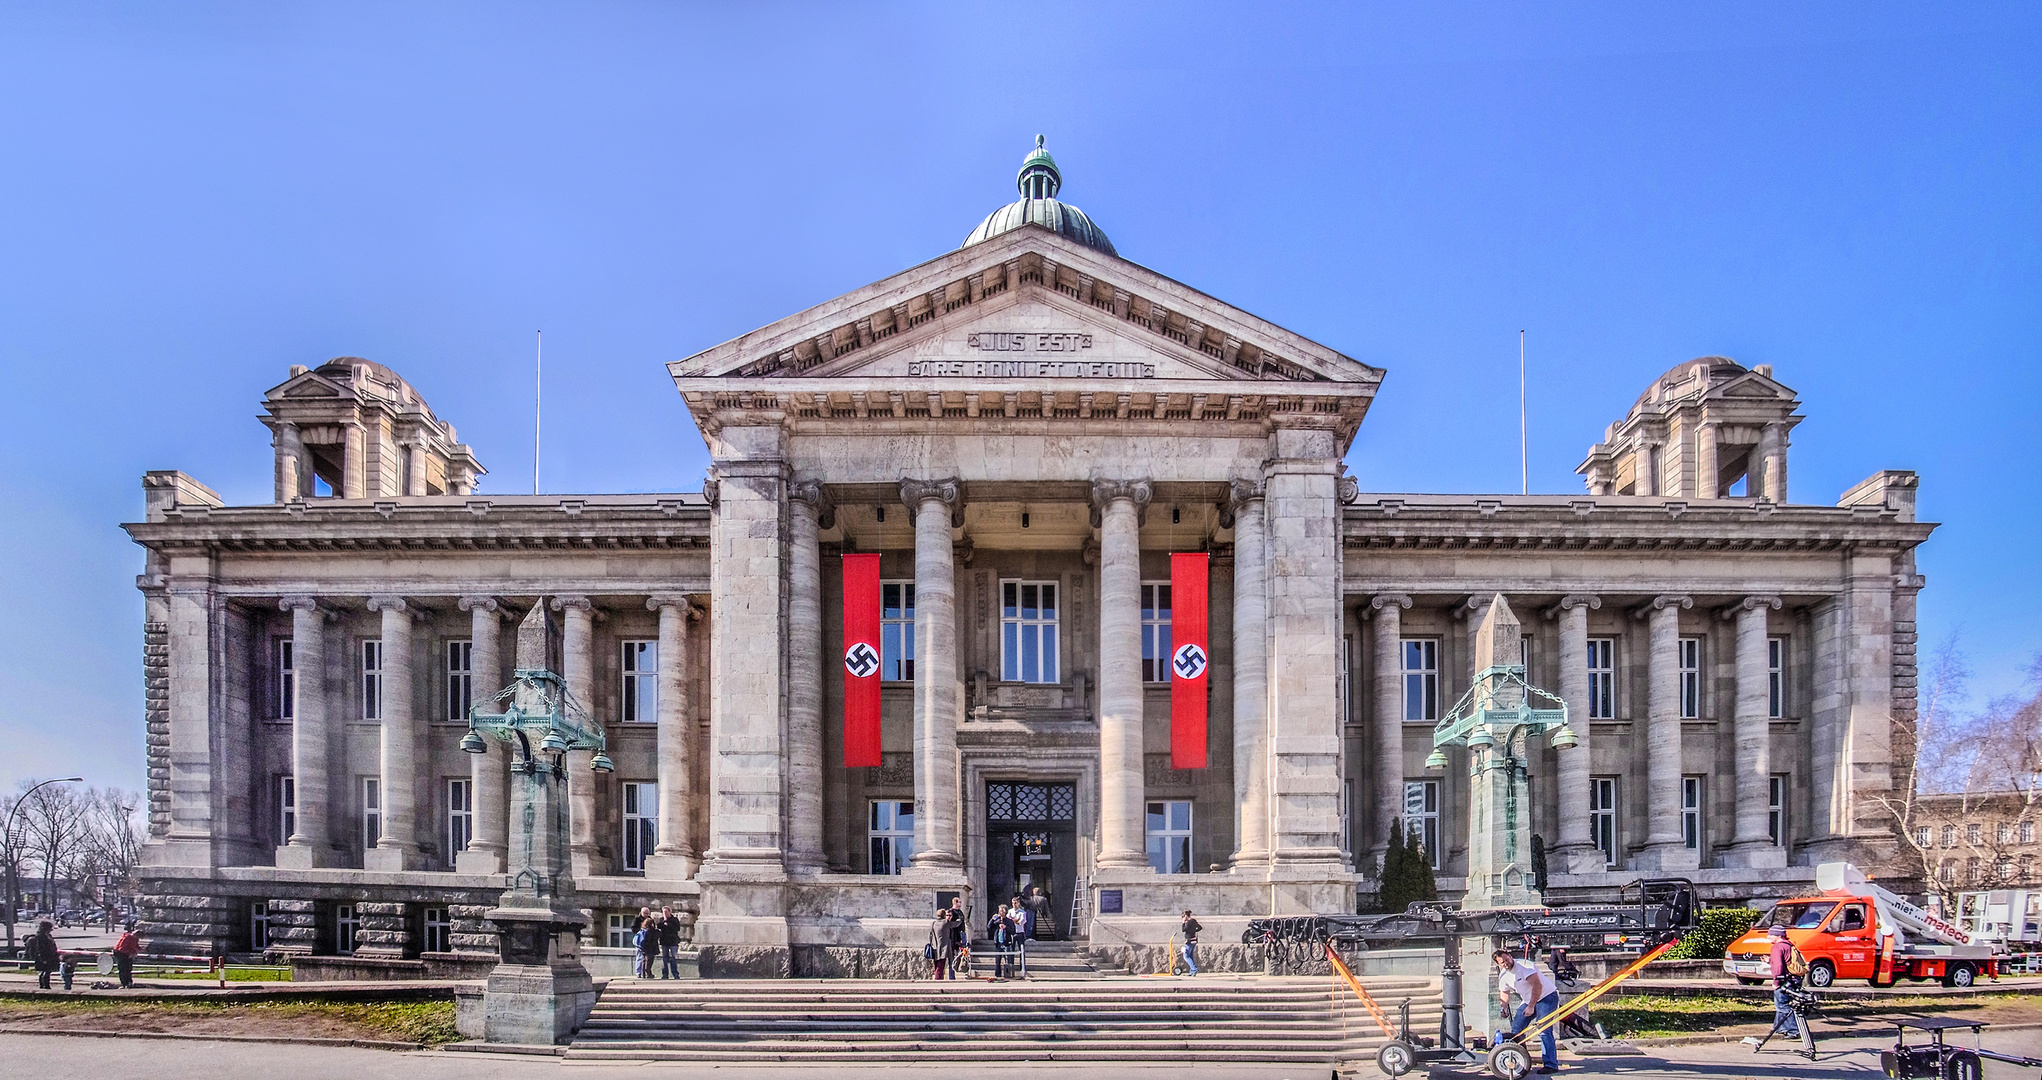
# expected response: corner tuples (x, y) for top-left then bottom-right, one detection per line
(844, 642), (880, 679)
(1171, 642), (1207, 680)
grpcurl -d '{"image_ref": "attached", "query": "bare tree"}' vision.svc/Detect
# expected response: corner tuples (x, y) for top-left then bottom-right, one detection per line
(1877, 636), (1971, 906)
(78, 789), (143, 916)
(14, 781), (92, 919)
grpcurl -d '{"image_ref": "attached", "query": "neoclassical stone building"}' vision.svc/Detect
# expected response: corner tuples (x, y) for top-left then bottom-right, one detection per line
(128, 142), (1932, 970)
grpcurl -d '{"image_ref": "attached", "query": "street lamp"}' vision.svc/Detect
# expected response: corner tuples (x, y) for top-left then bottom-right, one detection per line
(4, 776), (84, 953)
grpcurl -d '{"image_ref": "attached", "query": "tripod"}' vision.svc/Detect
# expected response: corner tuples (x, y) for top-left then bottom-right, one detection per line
(1753, 977), (1818, 1061)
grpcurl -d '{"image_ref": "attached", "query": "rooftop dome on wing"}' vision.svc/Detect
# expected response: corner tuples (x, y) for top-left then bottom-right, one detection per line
(962, 135), (1117, 257)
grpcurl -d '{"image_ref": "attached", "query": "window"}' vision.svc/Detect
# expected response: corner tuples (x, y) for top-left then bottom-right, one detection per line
(1681, 775), (1704, 851)
(1404, 780), (1441, 869)
(2001, 822), (2016, 846)
(1767, 637), (1785, 718)
(869, 800), (915, 874)
(2023, 821), (2035, 844)
(446, 640), (473, 721)
(1591, 777), (1619, 868)
(361, 777), (381, 851)
(1678, 638), (1702, 719)
(620, 641), (657, 723)
(1837, 903), (1868, 932)
(1141, 583), (1173, 683)
(1768, 775), (1788, 846)
(1401, 640), (1438, 722)
(1146, 800), (1193, 874)
(1519, 634), (1535, 674)
(1001, 581), (1059, 684)
(606, 913), (635, 949)
(277, 639), (295, 720)
(1968, 857), (1981, 882)
(1944, 825), (1957, 848)
(1969, 823), (1984, 846)
(279, 776), (296, 844)
(1587, 638), (1615, 719)
(447, 778), (473, 863)
(422, 907), (450, 953)
(250, 901), (271, 951)
(1915, 826), (1933, 848)
(335, 903), (360, 955)
(361, 640), (383, 720)
(1940, 860), (1956, 884)
(622, 782), (657, 871)
(882, 582), (915, 681)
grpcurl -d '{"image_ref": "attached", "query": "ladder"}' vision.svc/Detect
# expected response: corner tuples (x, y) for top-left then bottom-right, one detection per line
(1070, 875), (1089, 939)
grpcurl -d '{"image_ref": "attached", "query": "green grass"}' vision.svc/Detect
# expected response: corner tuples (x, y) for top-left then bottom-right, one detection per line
(0, 994), (461, 1045)
(150, 966), (292, 982)
(1591, 991), (2034, 1039)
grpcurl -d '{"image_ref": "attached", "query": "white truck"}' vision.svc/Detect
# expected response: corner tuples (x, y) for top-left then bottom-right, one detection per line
(1724, 862), (2007, 988)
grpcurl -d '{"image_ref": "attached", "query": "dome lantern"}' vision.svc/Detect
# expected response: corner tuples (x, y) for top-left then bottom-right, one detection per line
(961, 135), (1116, 256)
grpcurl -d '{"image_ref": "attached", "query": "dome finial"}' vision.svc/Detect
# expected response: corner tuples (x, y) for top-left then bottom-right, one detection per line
(1017, 135), (1061, 200)
(1036, 133), (1045, 149)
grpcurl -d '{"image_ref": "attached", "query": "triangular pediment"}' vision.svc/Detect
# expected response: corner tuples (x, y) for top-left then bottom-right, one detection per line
(270, 372), (346, 400)
(669, 225), (1382, 389)
(1711, 371), (1794, 400)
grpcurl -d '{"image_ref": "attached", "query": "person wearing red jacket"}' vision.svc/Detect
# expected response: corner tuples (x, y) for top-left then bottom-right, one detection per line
(112, 921), (143, 989)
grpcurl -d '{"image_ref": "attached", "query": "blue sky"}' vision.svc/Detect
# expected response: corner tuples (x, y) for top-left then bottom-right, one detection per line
(2, 3), (2038, 794)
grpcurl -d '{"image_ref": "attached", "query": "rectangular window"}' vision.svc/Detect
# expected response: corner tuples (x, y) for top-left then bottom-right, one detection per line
(1969, 823), (1984, 846)
(1767, 637), (1786, 719)
(1401, 640), (1438, 722)
(1141, 583), (1173, 683)
(1591, 777), (1619, 868)
(361, 777), (381, 852)
(422, 907), (450, 954)
(1768, 774), (1788, 846)
(1678, 638), (1702, 720)
(869, 800), (915, 874)
(1403, 780), (1441, 869)
(1915, 826), (1932, 848)
(1519, 633), (1535, 674)
(447, 778), (473, 863)
(1146, 800), (1193, 874)
(1587, 638), (1616, 719)
(250, 901), (271, 951)
(2001, 822), (2015, 846)
(1001, 581), (1060, 684)
(881, 582), (915, 681)
(620, 640), (657, 723)
(622, 782), (657, 871)
(1682, 775), (1704, 851)
(335, 903), (360, 955)
(606, 913), (634, 949)
(446, 640), (473, 721)
(2024, 821), (2035, 844)
(277, 639), (295, 721)
(361, 640), (383, 721)
(1944, 825), (1957, 848)
(279, 776), (296, 845)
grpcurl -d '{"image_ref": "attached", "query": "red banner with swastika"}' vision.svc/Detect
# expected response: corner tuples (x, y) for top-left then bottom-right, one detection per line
(842, 553), (882, 767)
(1170, 552), (1208, 769)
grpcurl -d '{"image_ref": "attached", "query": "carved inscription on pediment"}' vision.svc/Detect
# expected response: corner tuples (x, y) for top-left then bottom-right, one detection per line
(905, 328), (1157, 378)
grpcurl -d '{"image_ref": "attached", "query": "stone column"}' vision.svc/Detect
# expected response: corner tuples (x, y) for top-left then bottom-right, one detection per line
(404, 440), (429, 497)
(1228, 481), (1271, 870)
(785, 483), (828, 872)
(341, 425), (366, 499)
(1633, 594), (1693, 870)
(365, 597), (421, 870)
(554, 595), (606, 878)
(644, 597), (699, 880)
(1759, 423), (1787, 502)
(1365, 594), (1411, 873)
(904, 478), (964, 869)
(277, 597), (331, 868)
(1092, 479), (1151, 869)
(1635, 439), (1659, 497)
(456, 596), (509, 875)
(274, 423), (307, 503)
(1723, 595), (1786, 868)
(1695, 424), (1720, 499)
(1546, 595), (1602, 874)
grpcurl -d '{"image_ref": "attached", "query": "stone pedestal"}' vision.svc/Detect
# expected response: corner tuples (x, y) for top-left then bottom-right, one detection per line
(481, 924), (597, 1045)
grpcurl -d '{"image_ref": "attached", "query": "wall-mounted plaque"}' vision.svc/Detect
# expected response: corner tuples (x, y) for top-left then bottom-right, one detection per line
(1098, 889), (1123, 914)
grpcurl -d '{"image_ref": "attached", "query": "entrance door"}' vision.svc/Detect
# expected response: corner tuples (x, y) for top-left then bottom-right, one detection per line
(985, 781), (1078, 939)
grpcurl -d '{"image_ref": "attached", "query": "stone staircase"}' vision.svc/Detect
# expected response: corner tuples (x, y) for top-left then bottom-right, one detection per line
(566, 974), (1444, 1064)
(1002, 939), (1101, 980)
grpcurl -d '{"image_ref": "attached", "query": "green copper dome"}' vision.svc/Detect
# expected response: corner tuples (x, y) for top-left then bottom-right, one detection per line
(962, 135), (1116, 257)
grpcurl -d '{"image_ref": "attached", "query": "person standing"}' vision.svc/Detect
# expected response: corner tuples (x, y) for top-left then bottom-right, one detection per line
(1767, 924), (1802, 1041)
(657, 906), (682, 979)
(112, 921), (142, 989)
(1026, 886), (1052, 939)
(986, 905), (1016, 980)
(1494, 949), (1560, 1074)
(928, 909), (957, 980)
(1009, 895), (1033, 970)
(633, 916), (658, 979)
(26, 921), (59, 990)
(1178, 910), (1203, 976)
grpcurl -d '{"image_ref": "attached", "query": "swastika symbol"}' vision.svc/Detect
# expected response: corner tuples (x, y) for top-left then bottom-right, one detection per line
(844, 642), (880, 679)
(1172, 643), (1208, 680)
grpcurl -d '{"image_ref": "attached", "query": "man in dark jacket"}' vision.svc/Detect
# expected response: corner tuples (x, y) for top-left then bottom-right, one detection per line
(928, 909), (957, 980)
(657, 906), (683, 979)
(26, 921), (59, 989)
(987, 905), (1016, 980)
(1179, 910), (1202, 975)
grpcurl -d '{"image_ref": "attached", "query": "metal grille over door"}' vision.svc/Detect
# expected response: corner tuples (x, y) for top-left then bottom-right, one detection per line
(985, 782), (1078, 940)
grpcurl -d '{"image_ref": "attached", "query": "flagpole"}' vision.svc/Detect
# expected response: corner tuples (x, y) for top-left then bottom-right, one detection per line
(534, 330), (542, 495)
(1519, 330), (1527, 496)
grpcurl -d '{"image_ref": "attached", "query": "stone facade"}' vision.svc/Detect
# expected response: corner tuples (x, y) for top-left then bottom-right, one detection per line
(124, 147), (1933, 965)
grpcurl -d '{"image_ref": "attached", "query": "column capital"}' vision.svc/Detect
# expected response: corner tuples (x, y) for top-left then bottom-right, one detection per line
(899, 476), (964, 527)
(278, 596), (323, 615)
(457, 595), (506, 615)
(365, 595), (414, 615)
(1224, 478), (1265, 521)
(1363, 593), (1413, 618)
(1718, 594), (1783, 620)
(1632, 594), (1694, 619)
(789, 479), (837, 529)
(551, 594), (594, 613)
(1337, 470), (1360, 505)
(701, 468), (720, 510)
(1543, 594), (1602, 620)
(1451, 593), (1494, 622)
(1088, 478), (1152, 527)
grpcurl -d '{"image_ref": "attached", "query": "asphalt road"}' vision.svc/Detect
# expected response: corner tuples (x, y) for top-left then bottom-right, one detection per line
(1, 1028), (2038, 1080)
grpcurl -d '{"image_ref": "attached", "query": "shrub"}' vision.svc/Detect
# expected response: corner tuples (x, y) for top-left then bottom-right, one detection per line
(1663, 907), (1760, 960)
